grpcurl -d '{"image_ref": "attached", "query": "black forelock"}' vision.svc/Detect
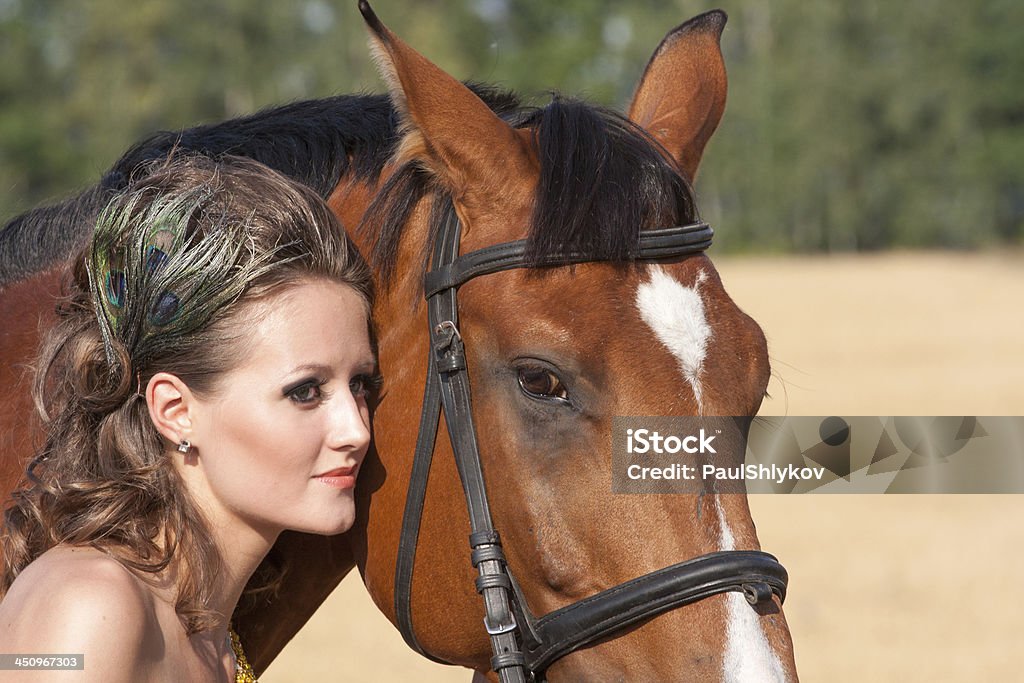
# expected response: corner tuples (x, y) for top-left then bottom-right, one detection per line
(363, 93), (698, 285)
(518, 95), (697, 265)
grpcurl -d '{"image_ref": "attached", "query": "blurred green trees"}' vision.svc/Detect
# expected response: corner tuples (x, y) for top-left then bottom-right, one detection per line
(1, 0), (1021, 251)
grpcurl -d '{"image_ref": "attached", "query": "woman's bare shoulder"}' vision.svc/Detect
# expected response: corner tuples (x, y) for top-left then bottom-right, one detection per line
(0, 546), (156, 680)
(2, 545), (153, 610)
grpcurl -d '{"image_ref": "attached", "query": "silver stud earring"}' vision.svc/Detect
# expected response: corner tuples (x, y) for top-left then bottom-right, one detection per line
(177, 439), (192, 454)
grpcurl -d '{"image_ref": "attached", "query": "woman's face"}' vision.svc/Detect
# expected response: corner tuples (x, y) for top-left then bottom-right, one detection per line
(181, 278), (374, 540)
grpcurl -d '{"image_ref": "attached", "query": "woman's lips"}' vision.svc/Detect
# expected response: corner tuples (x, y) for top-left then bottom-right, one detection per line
(314, 466), (358, 489)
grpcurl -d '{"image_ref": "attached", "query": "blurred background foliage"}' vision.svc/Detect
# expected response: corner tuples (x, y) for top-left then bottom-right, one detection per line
(1, 0), (1021, 251)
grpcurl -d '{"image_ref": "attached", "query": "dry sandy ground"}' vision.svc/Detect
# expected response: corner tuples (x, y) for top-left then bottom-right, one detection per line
(262, 252), (1024, 682)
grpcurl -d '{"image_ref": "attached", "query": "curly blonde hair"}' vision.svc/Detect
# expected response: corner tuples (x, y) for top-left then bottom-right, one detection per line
(0, 155), (372, 633)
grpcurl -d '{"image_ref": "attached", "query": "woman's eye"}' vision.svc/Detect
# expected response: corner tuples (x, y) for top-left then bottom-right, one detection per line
(517, 366), (569, 404)
(287, 381), (325, 405)
(350, 373), (383, 398)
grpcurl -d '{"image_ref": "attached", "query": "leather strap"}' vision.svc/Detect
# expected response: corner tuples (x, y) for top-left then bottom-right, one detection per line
(522, 550), (787, 672)
(424, 222), (713, 298)
(428, 211), (528, 682)
(392, 348), (448, 664)
(394, 207), (528, 680)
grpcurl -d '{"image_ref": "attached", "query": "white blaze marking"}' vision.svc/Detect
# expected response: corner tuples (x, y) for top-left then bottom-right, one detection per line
(716, 500), (788, 682)
(635, 265), (710, 412)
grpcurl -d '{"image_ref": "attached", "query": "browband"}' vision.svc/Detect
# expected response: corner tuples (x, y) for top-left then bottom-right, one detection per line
(423, 222), (713, 298)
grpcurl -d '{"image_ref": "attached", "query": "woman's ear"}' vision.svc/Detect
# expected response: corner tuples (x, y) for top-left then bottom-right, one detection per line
(146, 372), (195, 448)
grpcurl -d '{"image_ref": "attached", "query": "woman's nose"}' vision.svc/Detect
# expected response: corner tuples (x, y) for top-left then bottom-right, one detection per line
(327, 391), (371, 455)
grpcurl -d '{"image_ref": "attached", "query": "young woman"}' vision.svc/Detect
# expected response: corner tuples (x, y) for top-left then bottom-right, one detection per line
(0, 156), (377, 682)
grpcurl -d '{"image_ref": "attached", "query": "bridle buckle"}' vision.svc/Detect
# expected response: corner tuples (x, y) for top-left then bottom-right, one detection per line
(485, 613), (519, 636)
(434, 320), (462, 342)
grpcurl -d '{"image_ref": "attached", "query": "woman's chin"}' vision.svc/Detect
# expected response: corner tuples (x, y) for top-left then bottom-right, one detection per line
(298, 504), (358, 537)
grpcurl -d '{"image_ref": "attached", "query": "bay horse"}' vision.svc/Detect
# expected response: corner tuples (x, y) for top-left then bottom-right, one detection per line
(0, 3), (797, 680)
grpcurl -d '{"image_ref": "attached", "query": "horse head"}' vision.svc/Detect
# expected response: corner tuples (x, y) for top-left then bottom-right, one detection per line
(351, 3), (796, 680)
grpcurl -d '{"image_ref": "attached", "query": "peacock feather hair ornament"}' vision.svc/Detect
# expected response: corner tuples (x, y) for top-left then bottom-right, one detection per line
(87, 183), (298, 374)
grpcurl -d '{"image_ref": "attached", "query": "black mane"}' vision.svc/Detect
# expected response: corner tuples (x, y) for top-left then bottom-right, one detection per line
(0, 86), (696, 290)
(0, 92), (404, 285)
(362, 95), (698, 284)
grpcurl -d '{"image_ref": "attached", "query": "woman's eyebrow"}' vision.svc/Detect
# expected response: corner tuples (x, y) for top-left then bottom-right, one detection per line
(355, 358), (378, 373)
(285, 359), (378, 377)
(285, 362), (332, 377)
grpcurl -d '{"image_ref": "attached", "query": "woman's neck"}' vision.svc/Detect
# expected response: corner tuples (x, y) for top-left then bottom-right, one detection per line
(145, 510), (279, 638)
(203, 517), (279, 633)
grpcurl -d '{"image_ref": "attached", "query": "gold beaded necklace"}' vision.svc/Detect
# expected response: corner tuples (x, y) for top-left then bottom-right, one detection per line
(228, 628), (257, 683)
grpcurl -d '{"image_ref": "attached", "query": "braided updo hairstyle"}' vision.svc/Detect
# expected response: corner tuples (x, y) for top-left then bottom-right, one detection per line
(0, 155), (372, 633)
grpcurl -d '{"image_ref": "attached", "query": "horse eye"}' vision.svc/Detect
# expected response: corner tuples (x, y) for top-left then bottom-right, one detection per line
(517, 366), (569, 404)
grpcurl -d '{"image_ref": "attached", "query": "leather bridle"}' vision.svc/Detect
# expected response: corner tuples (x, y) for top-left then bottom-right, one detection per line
(394, 204), (788, 682)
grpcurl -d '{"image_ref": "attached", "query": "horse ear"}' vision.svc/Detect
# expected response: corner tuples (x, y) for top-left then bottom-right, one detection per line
(626, 11), (728, 182)
(358, 1), (534, 217)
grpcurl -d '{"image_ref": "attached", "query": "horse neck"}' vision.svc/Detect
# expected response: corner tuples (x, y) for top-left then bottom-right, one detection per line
(0, 266), (64, 489)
